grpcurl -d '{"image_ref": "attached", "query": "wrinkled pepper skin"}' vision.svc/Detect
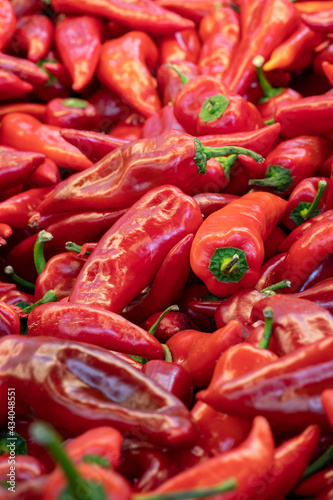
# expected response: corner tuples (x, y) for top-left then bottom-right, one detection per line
(199, 335), (333, 431)
(190, 192), (287, 298)
(0, 301), (21, 336)
(97, 32), (161, 119)
(27, 302), (165, 359)
(0, 336), (196, 448)
(69, 186), (202, 314)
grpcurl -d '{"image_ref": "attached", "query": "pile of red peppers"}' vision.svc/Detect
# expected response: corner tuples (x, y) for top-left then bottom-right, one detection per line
(2, 0), (333, 498)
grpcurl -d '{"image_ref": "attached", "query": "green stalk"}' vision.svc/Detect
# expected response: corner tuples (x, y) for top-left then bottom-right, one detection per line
(34, 230), (53, 275)
(4, 266), (35, 292)
(258, 307), (274, 349)
(135, 478), (237, 500)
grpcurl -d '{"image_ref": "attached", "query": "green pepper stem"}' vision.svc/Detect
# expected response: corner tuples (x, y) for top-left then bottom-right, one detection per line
(220, 254), (239, 274)
(34, 230), (53, 275)
(260, 280), (291, 295)
(62, 98), (88, 109)
(4, 266), (35, 292)
(148, 305), (180, 336)
(215, 154), (238, 180)
(253, 56), (284, 103)
(258, 307), (274, 349)
(300, 180), (327, 221)
(65, 241), (91, 256)
(22, 290), (58, 314)
(29, 422), (104, 499)
(166, 64), (190, 85)
(301, 444), (333, 481)
(135, 478), (237, 500)
(265, 119), (275, 125)
(162, 344), (173, 362)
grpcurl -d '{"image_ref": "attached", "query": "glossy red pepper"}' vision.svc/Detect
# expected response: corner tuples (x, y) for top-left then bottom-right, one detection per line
(158, 29), (200, 65)
(0, 102), (46, 121)
(110, 112), (144, 141)
(0, 69), (33, 100)
(68, 186), (202, 314)
(0, 301), (21, 336)
(24, 158), (60, 190)
(223, 0), (298, 94)
(193, 192), (239, 218)
(302, 8), (333, 34)
(0, 336), (196, 448)
(150, 416), (275, 500)
(36, 130), (263, 217)
(198, 5), (240, 80)
(34, 251), (88, 301)
(142, 360), (193, 407)
(123, 234), (193, 325)
(249, 136), (330, 197)
(97, 32), (161, 119)
(45, 98), (99, 130)
(0, 113), (93, 171)
(199, 334), (333, 431)
(252, 295), (333, 355)
(10, 14), (53, 62)
(166, 320), (242, 388)
(157, 61), (198, 106)
(0, 186), (53, 229)
(190, 192), (287, 298)
(0, 150), (45, 193)
(0, 0), (16, 52)
(140, 311), (197, 344)
(51, 0), (194, 34)
(0, 51), (48, 85)
(54, 15), (103, 92)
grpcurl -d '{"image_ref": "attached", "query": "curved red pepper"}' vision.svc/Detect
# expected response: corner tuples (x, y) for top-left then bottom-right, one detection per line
(302, 8), (333, 34)
(158, 29), (200, 65)
(0, 51), (48, 85)
(157, 61), (198, 106)
(0, 151), (45, 193)
(0, 113), (93, 171)
(11, 14), (53, 62)
(0, 335), (196, 448)
(0, 69), (33, 101)
(45, 98), (99, 131)
(97, 32), (161, 119)
(294, 465), (333, 498)
(190, 192), (287, 298)
(24, 158), (60, 189)
(0, 187), (53, 229)
(69, 186), (202, 314)
(55, 15), (103, 92)
(51, 0), (194, 35)
(0, 102), (46, 121)
(0, 0), (16, 52)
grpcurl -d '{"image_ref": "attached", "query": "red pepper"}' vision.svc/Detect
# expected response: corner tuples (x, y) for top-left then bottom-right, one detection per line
(0, 51), (48, 86)
(275, 95), (333, 138)
(1, 336), (196, 447)
(50, 0), (194, 35)
(41, 60), (73, 90)
(0, 186), (53, 229)
(166, 320), (242, 388)
(140, 311), (197, 344)
(302, 8), (333, 34)
(142, 105), (184, 138)
(295, 1), (333, 14)
(0, 69), (33, 100)
(0, 289), (34, 306)
(110, 112), (144, 141)
(45, 98), (99, 130)
(278, 217), (333, 291)
(295, 465), (333, 497)
(10, 14), (53, 62)
(158, 28), (201, 65)
(190, 192), (287, 298)
(263, 226), (287, 262)
(24, 158), (60, 189)
(0, 102), (46, 121)
(199, 334), (333, 431)
(97, 32), (161, 119)
(263, 23), (323, 73)
(0, 454), (45, 482)
(54, 16), (103, 92)
(252, 295), (333, 356)
(0, 113), (93, 171)
(249, 136), (330, 196)
(150, 416), (275, 499)
(28, 302), (166, 359)
(123, 234), (193, 325)
(34, 251), (88, 301)
(88, 86), (134, 133)
(282, 177), (328, 231)
(156, 0), (219, 23)
(10, 0), (40, 17)
(0, 222), (12, 246)
(142, 360), (193, 407)
(193, 192), (239, 218)
(198, 5), (240, 80)
(0, 150), (45, 193)
(68, 186), (202, 314)
(223, 0), (298, 94)
(36, 130), (263, 216)
(0, 0), (16, 52)
(60, 128), (127, 163)
(157, 61), (198, 106)
(323, 60), (333, 86)
(0, 300), (21, 336)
